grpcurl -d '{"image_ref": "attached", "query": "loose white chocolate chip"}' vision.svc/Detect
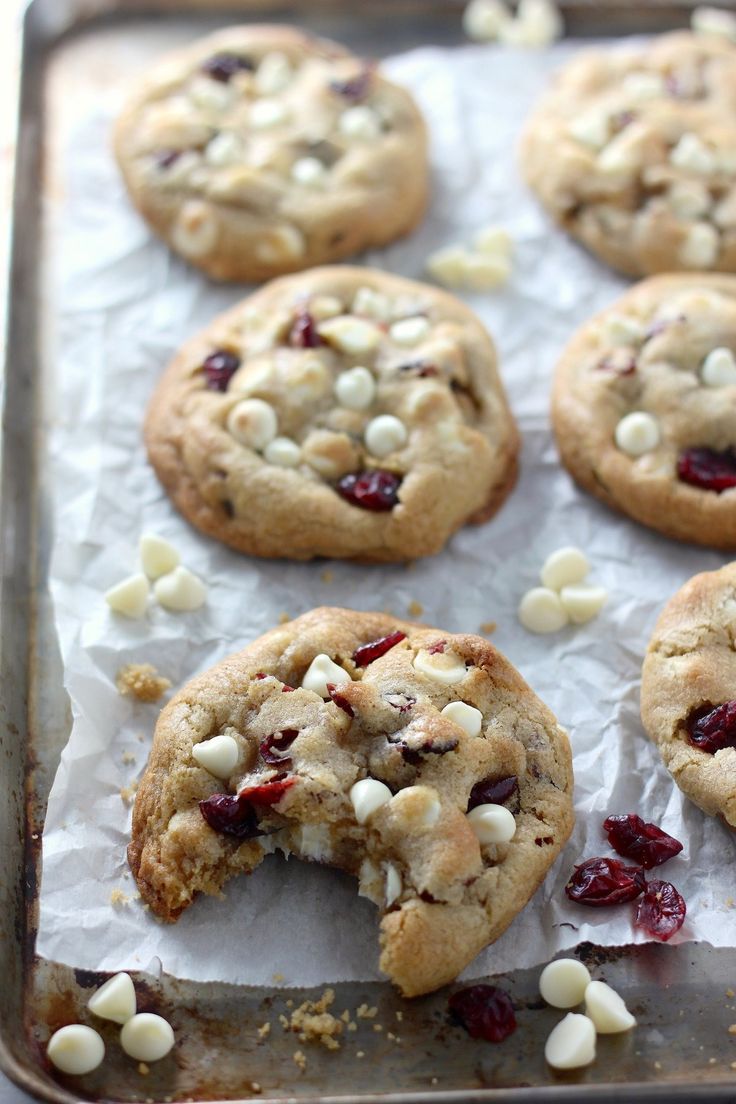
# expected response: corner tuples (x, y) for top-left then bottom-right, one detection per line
(462, 253), (510, 291)
(140, 534), (179, 580)
(120, 1013), (175, 1063)
(621, 70), (666, 101)
(389, 316), (431, 347)
(318, 316), (382, 356)
(204, 131), (244, 167)
(584, 980), (637, 1034)
(413, 648), (467, 685)
(544, 1013), (596, 1070)
(441, 701), (483, 737)
(602, 312), (644, 347)
(88, 973), (137, 1025)
(352, 286), (393, 321)
(540, 546), (590, 591)
(171, 200), (218, 258)
(692, 5), (736, 41)
(614, 411), (660, 456)
(390, 785), (442, 828)
(291, 157), (327, 187)
(701, 346), (736, 386)
(670, 132), (716, 174)
(500, 0), (563, 47)
(192, 734), (239, 778)
(250, 98), (289, 129)
(560, 584), (608, 624)
(426, 245), (470, 288)
(302, 653), (351, 698)
(364, 414), (407, 458)
(463, 0), (512, 40)
(335, 366), (376, 410)
(105, 573), (149, 619)
(474, 226), (513, 258)
(668, 180), (712, 220)
(539, 959), (592, 1009)
(385, 863), (402, 906)
(350, 778), (392, 824)
(680, 221), (719, 268)
(339, 105), (382, 141)
(466, 803), (516, 844)
(154, 566), (206, 612)
(518, 588), (569, 634)
(263, 436), (301, 467)
(227, 398), (278, 450)
(254, 51), (292, 95)
(47, 1025), (105, 1075)
(568, 108), (610, 150)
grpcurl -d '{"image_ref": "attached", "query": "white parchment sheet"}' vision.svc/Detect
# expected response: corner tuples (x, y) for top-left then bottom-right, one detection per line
(38, 38), (735, 987)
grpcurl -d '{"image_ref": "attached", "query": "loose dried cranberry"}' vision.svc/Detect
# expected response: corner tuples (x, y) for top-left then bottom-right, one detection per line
(260, 730), (298, 767)
(155, 149), (181, 170)
(327, 684), (354, 717)
(448, 985), (517, 1043)
(686, 700), (736, 753)
(329, 65), (373, 101)
(603, 813), (683, 869)
(289, 308), (323, 348)
(337, 470), (401, 511)
(202, 52), (255, 82)
(426, 640), (446, 655)
(467, 775), (519, 812)
(353, 631), (406, 667)
(203, 350), (240, 392)
(239, 777), (296, 805)
(677, 447), (736, 493)
(565, 856), (646, 907)
(634, 879), (686, 941)
(199, 794), (262, 839)
(385, 693), (415, 713)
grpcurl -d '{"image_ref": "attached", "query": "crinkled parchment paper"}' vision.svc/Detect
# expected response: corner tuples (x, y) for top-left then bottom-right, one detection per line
(37, 37), (734, 987)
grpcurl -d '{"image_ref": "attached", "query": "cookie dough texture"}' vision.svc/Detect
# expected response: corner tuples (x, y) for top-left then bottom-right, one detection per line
(553, 274), (736, 549)
(114, 25), (428, 281)
(129, 608), (574, 997)
(145, 266), (519, 562)
(641, 562), (736, 826)
(521, 31), (736, 277)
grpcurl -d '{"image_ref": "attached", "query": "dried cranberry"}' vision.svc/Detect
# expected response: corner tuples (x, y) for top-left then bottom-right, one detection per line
(634, 879), (686, 941)
(467, 775), (519, 812)
(426, 640), (446, 654)
(596, 353), (636, 376)
(565, 856), (646, 907)
(260, 730), (298, 767)
(686, 700), (736, 753)
(199, 794), (262, 839)
(677, 447), (736, 493)
(155, 149), (181, 170)
(282, 685), (296, 693)
(202, 350), (240, 392)
(337, 470), (401, 511)
(448, 985), (516, 1043)
(398, 360), (439, 378)
(239, 777), (295, 805)
(202, 52), (254, 82)
(289, 308), (323, 348)
(392, 735), (459, 764)
(327, 684), (354, 717)
(329, 66), (373, 101)
(353, 631), (406, 667)
(603, 813), (683, 869)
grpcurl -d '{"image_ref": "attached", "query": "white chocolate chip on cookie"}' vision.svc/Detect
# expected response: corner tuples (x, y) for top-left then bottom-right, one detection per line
(192, 733), (239, 778)
(154, 566), (207, 612)
(250, 98), (289, 129)
(318, 315), (382, 356)
(254, 51), (293, 95)
(204, 131), (245, 167)
(680, 221), (720, 268)
(263, 436), (302, 467)
(291, 157), (327, 187)
(539, 959), (591, 1009)
(352, 286), (393, 322)
(227, 398), (278, 450)
(601, 313), (644, 347)
(614, 411), (660, 456)
(466, 803), (516, 844)
(339, 105), (382, 141)
(350, 778), (392, 824)
(668, 180), (712, 220)
(385, 862), (402, 906)
(568, 107), (610, 150)
(670, 132), (716, 174)
(441, 701), (483, 737)
(253, 225), (305, 264)
(701, 346), (736, 385)
(335, 366), (376, 410)
(171, 200), (219, 258)
(302, 653), (351, 698)
(389, 316), (431, 347)
(518, 588), (569, 634)
(364, 415), (407, 458)
(413, 648), (467, 685)
(389, 784), (442, 828)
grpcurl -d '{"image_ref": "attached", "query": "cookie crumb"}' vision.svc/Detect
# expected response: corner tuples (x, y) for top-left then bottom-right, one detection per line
(116, 663), (171, 703)
(277, 613), (290, 625)
(272, 972), (285, 982)
(122, 751), (136, 766)
(347, 1021), (357, 1032)
(654, 1061), (662, 1071)
(356, 1003), (378, 1019)
(278, 1015), (290, 1030)
(110, 889), (130, 907)
(287, 989), (343, 1051)
(727, 989), (735, 998)
(293, 1050), (306, 1072)
(356, 1050), (365, 1059)
(257, 1022), (271, 1039)
(372, 1024), (383, 1033)
(731, 1062), (736, 1070)
(728, 1024), (736, 1035)
(320, 569), (334, 584)
(407, 599), (424, 617)
(395, 1010), (404, 1022)
(726, 898), (734, 909)
(709, 1057), (718, 1064)
(120, 782), (139, 805)
(340, 1010), (350, 1023)
(251, 1083), (262, 1095)
(138, 1063), (149, 1076)
(479, 620), (497, 634)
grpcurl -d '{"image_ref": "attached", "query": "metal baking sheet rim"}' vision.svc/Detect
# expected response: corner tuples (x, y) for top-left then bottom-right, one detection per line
(3, 0), (736, 1102)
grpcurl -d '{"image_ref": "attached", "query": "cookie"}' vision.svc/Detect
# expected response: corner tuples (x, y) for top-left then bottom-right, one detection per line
(640, 562), (736, 827)
(520, 31), (736, 277)
(552, 274), (736, 550)
(128, 607), (574, 997)
(113, 25), (428, 281)
(145, 266), (520, 562)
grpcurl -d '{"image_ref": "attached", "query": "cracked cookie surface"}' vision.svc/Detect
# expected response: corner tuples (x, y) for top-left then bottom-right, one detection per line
(641, 562), (736, 827)
(114, 25), (428, 281)
(552, 274), (736, 550)
(521, 31), (736, 277)
(129, 607), (574, 997)
(145, 265), (519, 562)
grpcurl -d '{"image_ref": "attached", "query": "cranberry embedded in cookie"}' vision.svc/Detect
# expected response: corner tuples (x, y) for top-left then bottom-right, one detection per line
(128, 607), (574, 997)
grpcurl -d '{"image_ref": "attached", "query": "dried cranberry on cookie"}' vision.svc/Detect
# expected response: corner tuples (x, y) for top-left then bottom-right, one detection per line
(552, 274), (736, 549)
(145, 266), (519, 561)
(113, 25), (428, 281)
(129, 608), (574, 997)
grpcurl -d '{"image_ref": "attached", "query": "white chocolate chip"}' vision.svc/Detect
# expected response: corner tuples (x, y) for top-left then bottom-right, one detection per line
(88, 973), (137, 1025)
(335, 366), (376, 411)
(614, 411), (660, 456)
(302, 653), (351, 698)
(462, 253), (510, 291)
(192, 733), (239, 778)
(518, 588), (569, 634)
(441, 701), (483, 737)
(668, 180), (712, 220)
(568, 107), (610, 151)
(297, 823), (332, 862)
(584, 980), (637, 1034)
(680, 220), (720, 268)
(474, 226), (513, 258)
(350, 778), (392, 824)
(463, 0), (512, 40)
(47, 1025), (105, 1075)
(540, 546), (590, 591)
(545, 1013), (596, 1069)
(597, 134), (638, 175)
(339, 105), (382, 141)
(204, 131), (244, 167)
(105, 573), (149, 618)
(692, 5), (736, 41)
(171, 200), (218, 258)
(466, 803), (516, 844)
(389, 784), (441, 828)
(352, 286), (393, 322)
(539, 959), (591, 1009)
(227, 398), (278, 450)
(154, 566), (206, 612)
(602, 312), (644, 347)
(713, 190), (736, 228)
(254, 225), (305, 263)
(559, 584), (608, 624)
(621, 70), (666, 102)
(263, 436), (302, 467)
(289, 356), (330, 400)
(670, 132), (716, 174)
(413, 648), (467, 685)
(385, 863), (402, 906)
(701, 346), (736, 386)
(389, 316), (431, 346)
(188, 75), (232, 111)
(426, 245), (470, 288)
(318, 315), (382, 356)
(364, 414), (407, 458)
(499, 0), (563, 46)
(250, 98), (289, 129)
(120, 1013), (175, 1063)
(291, 157), (327, 187)
(309, 295), (344, 321)
(139, 534), (179, 580)
(254, 51), (292, 95)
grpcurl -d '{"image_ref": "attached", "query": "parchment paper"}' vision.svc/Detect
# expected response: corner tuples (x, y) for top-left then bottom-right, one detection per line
(37, 38), (735, 987)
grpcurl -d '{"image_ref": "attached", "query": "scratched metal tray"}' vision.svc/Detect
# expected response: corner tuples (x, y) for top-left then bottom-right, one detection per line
(2, 0), (736, 1101)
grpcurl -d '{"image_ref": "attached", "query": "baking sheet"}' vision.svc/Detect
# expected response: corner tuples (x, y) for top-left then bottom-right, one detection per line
(37, 33), (734, 988)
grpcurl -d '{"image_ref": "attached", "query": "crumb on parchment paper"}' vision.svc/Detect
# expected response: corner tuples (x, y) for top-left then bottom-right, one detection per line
(293, 1050), (306, 1071)
(288, 989), (343, 1051)
(116, 663), (171, 703)
(121, 781), (138, 805)
(407, 599), (424, 617)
